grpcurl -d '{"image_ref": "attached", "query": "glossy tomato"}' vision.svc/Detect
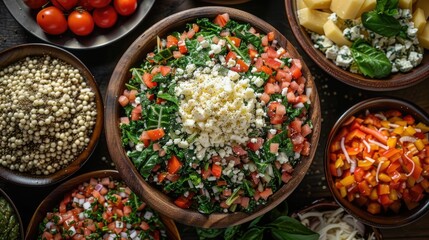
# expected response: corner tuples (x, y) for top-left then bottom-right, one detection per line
(113, 0), (137, 16)
(77, 0), (94, 11)
(36, 6), (68, 35)
(23, 0), (48, 9)
(89, 0), (111, 8)
(68, 10), (95, 36)
(93, 5), (118, 28)
(51, 0), (79, 11)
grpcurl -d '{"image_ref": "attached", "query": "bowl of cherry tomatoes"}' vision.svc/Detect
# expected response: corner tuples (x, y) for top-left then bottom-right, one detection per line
(4, 0), (155, 49)
(325, 97), (429, 228)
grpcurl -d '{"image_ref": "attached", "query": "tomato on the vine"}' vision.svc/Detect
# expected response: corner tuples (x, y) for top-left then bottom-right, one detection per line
(113, 0), (137, 16)
(88, 0), (111, 8)
(51, 0), (79, 11)
(36, 6), (68, 35)
(23, 0), (48, 9)
(68, 10), (95, 36)
(93, 5), (118, 28)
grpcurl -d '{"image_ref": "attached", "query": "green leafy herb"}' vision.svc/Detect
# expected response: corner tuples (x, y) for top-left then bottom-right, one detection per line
(375, 0), (399, 15)
(146, 105), (172, 129)
(350, 39), (392, 78)
(362, 11), (402, 37)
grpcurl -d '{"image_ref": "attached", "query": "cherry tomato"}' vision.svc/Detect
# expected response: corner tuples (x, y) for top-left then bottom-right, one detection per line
(36, 6), (68, 35)
(68, 10), (95, 36)
(23, 0), (48, 9)
(89, 0), (111, 8)
(77, 0), (94, 11)
(51, 0), (79, 11)
(113, 0), (137, 16)
(93, 5), (118, 28)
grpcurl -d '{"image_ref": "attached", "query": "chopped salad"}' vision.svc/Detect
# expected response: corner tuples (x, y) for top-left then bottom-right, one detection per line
(119, 13), (313, 214)
(38, 177), (167, 240)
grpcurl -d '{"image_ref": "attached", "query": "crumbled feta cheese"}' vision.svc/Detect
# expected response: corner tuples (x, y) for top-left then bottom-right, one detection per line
(335, 46), (353, 68)
(325, 45), (339, 60)
(395, 58), (413, 72)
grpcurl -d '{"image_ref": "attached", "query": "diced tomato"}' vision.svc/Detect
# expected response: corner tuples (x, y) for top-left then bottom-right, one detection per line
(232, 145), (247, 156)
(247, 137), (264, 151)
(249, 49), (258, 59)
(259, 92), (270, 104)
(267, 31), (275, 42)
(261, 35), (269, 46)
(269, 143), (280, 154)
(211, 164), (222, 178)
(229, 36), (241, 47)
(264, 82), (276, 95)
(146, 128), (165, 141)
(174, 195), (192, 209)
(120, 116), (130, 125)
(290, 65), (302, 79)
(281, 171), (293, 183)
(187, 29), (196, 39)
(260, 65), (273, 75)
(118, 95), (129, 107)
(131, 105), (142, 121)
(225, 51), (237, 62)
(178, 40), (187, 54)
(142, 72), (157, 89)
(166, 35), (178, 47)
(168, 155), (183, 174)
(160, 66), (171, 76)
(140, 221), (150, 231)
(292, 58), (302, 69)
(275, 69), (292, 82)
(301, 124), (312, 137)
(264, 58), (282, 70)
(213, 13), (229, 27)
(259, 188), (273, 200)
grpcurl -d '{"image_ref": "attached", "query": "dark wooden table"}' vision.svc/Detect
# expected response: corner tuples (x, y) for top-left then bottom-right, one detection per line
(1, 0), (428, 239)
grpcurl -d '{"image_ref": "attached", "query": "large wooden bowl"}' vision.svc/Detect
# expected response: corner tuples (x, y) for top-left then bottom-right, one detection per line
(105, 6), (321, 228)
(26, 170), (181, 240)
(0, 43), (103, 186)
(325, 98), (429, 228)
(285, 0), (429, 91)
(0, 188), (25, 240)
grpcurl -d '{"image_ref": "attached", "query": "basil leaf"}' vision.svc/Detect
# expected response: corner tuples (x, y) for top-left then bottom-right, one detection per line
(238, 228), (264, 240)
(362, 11), (401, 37)
(224, 225), (241, 240)
(267, 216), (319, 240)
(376, 0), (399, 14)
(351, 40), (392, 78)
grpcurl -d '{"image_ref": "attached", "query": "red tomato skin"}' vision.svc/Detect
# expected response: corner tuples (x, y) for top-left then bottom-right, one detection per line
(113, 0), (138, 16)
(23, 0), (48, 9)
(93, 5), (118, 28)
(51, 0), (79, 11)
(77, 0), (94, 11)
(88, 0), (112, 8)
(68, 10), (95, 36)
(36, 6), (68, 35)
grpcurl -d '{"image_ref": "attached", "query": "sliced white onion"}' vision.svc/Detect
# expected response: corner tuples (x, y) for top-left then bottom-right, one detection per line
(376, 161), (384, 183)
(306, 87), (312, 97)
(404, 152), (415, 177)
(399, 136), (416, 143)
(362, 139), (371, 153)
(364, 156), (376, 163)
(374, 113), (387, 120)
(368, 139), (389, 150)
(340, 137), (352, 164)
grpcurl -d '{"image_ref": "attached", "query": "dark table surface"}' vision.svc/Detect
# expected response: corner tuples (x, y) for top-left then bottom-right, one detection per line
(1, 0), (429, 239)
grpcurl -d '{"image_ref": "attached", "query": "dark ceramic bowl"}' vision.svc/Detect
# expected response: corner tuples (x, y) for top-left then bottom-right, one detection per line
(105, 6), (321, 228)
(325, 98), (429, 228)
(26, 170), (181, 240)
(285, 1), (429, 91)
(0, 43), (103, 186)
(0, 188), (25, 240)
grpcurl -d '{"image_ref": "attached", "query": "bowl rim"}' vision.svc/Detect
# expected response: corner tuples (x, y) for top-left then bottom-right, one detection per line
(25, 169), (181, 240)
(0, 43), (104, 186)
(285, 0), (429, 91)
(324, 97), (429, 228)
(104, 6), (321, 228)
(0, 187), (25, 240)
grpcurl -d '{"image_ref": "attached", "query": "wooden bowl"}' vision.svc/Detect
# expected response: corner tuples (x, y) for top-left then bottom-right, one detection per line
(0, 43), (103, 186)
(26, 170), (181, 240)
(285, 1), (429, 91)
(291, 199), (383, 240)
(325, 97), (429, 228)
(0, 188), (25, 240)
(105, 6), (321, 228)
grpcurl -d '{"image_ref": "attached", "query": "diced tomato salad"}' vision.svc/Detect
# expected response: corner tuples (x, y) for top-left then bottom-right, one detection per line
(119, 14), (313, 214)
(38, 177), (166, 240)
(329, 110), (429, 215)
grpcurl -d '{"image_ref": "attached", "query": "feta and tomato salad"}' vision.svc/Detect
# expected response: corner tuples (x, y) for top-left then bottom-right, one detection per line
(38, 177), (167, 240)
(329, 109), (429, 215)
(119, 13), (313, 214)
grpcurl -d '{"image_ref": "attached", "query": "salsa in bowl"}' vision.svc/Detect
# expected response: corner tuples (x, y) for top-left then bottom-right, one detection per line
(105, 6), (321, 228)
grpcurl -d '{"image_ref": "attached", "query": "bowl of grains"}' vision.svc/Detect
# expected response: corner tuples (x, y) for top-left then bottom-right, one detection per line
(105, 7), (321, 228)
(0, 43), (103, 186)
